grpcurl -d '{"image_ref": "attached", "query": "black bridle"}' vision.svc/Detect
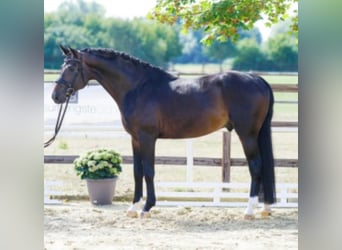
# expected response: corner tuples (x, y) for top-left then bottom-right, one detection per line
(56, 57), (85, 95)
(44, 57), (84, 148)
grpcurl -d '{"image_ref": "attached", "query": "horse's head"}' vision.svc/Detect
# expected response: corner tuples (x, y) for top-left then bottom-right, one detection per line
(52, 45), (89, 104)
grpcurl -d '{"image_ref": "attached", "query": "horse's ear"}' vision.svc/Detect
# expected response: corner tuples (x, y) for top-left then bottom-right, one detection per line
(59, 45), (69, 56)
(68, 47), (79, 58)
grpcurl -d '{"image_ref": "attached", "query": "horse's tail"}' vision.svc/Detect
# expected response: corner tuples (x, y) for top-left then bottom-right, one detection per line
(258, 77), (276, 204)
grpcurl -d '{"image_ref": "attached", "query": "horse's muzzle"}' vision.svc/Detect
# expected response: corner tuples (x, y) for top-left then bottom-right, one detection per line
(52, 91), (66, 104)
(51, 84), (67, 104)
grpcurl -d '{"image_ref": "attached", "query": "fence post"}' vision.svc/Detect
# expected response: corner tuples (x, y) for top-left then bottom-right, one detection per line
(222, 131), (231, 183)
(186, 139), (193, 182)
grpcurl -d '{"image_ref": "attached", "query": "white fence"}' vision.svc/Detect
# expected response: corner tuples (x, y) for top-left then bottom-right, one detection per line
(44, 180), (63, 204)
(44, 181), (298, 207)
(154, 182), (298, 208)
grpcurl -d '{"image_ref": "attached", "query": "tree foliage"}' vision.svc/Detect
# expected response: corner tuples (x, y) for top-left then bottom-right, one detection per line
(265, 33), (297, 71)
(44, 0), (297, 72)
(232, 39), (269, 71)
(44, 1), (182, 69)
(232, 34), (297, 71)
(148, 0), (298, 45)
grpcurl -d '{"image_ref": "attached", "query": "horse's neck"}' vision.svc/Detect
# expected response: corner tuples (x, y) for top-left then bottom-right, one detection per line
(84, 55), (139, 106)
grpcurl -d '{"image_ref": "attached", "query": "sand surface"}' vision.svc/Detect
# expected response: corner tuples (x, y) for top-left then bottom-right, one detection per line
(44, 202), (297, 250)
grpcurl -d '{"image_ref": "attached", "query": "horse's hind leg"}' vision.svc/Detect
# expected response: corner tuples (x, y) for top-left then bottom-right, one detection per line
(235, 132), (263, 219)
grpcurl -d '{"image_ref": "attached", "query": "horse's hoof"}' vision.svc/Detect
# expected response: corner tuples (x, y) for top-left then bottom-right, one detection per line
(140, 211), (151, 219)
(261, 210), (272, 218)
(127, 210), (138, 218)
(244, 214), (255, 220)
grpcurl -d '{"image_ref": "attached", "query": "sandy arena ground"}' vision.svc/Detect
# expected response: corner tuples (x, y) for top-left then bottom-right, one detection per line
(44, 202), (298, 250)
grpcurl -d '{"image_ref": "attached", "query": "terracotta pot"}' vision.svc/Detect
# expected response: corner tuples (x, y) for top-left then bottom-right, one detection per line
(86, 177), (118, 205)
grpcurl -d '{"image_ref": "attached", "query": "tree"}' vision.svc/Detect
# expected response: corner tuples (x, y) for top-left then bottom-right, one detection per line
(232, 38), (270, 71)
(57, 0), (105, 16)
(232, 33), (298, 72)
(203, 27), (262, 71)
(204, 39), (236, 71)
(129, 18), (183, 67)
(266, 33), (297, 71)
(149, 0), (298, 45)
(44, 1), (182, 69)
(173, 29), (214, 64)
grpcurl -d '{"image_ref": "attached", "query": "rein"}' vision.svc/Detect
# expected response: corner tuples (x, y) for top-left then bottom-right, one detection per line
(44, 88), (74, 148)
(45, 56), (84, 148)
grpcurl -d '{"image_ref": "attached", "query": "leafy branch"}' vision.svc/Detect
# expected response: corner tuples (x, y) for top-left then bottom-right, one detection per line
(148, 0), (298, 45)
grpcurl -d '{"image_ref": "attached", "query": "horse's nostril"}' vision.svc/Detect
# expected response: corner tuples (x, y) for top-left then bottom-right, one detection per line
(52, 92), (64, 104)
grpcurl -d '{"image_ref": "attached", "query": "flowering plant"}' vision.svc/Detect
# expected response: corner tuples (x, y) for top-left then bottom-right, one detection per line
(74, 149), (122, 179)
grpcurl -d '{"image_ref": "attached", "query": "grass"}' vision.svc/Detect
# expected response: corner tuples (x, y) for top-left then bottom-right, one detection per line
(261, 75), (298, 84)
(58, 140), (69, 150)
(44, 129), (297, 158)
(44, 72), (59, 82)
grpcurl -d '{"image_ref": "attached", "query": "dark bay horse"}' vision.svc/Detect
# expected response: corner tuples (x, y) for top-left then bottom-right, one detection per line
(52, 46), (276, 219)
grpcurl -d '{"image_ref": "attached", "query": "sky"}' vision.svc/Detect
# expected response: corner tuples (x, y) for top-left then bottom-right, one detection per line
(44, 0), (157, 18)
(44, 0), (272, 40)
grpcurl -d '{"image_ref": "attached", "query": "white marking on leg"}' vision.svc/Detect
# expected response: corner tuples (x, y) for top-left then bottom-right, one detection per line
(263, 203), (271, 212)
(140, 211), (151, 219)
(127, 199), (144, 218)
(261, 203), (272, 217)
(244, 196), (258, 216)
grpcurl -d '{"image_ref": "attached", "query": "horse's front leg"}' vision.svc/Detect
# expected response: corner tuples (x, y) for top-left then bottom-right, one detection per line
(139, 134), (157, 218)
(127, 133), (156, 218)
(127, 138), (144, 218)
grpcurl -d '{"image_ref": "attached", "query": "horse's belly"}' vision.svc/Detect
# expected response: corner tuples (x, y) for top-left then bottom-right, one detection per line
(159, 110), (228, 139)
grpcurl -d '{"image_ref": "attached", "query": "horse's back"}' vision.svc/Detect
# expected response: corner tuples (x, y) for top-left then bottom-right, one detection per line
(169, 71), (271, 99)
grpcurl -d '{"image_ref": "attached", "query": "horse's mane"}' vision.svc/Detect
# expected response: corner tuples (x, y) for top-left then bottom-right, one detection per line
(81, 48), (177, 80)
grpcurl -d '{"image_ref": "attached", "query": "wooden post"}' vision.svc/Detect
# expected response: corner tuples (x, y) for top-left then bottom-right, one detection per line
(222, 131), (231, 183)
(186, 139), (193, 182)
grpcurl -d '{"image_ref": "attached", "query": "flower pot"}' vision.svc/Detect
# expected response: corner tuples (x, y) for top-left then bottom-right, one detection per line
(86, 177), (118, 205)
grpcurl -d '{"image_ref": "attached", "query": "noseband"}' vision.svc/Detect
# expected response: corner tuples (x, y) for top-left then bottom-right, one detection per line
(56, 57), (85, 97)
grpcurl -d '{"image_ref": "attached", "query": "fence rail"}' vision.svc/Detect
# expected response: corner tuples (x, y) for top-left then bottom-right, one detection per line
(44, 127), (298, 182)
(45, 70), (298, 93)
(155, 182), (298, 207)
(44, 155), (298, 168)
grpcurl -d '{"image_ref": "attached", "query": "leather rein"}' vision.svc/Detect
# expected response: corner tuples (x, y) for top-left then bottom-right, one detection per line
(44, 58), (84, 148)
